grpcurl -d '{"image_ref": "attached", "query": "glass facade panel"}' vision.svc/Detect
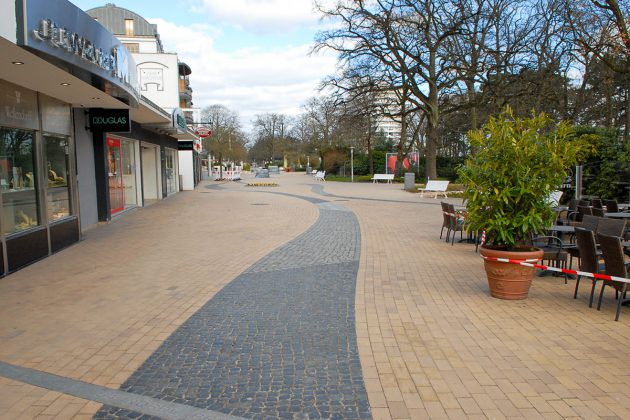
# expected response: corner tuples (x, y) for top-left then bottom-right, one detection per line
(0, 128), (40, 234)
(121, 139), (137, 207)
(45, 135), (71, 221)
(165, 148), (177, 195)
(107, 137), (124, 214)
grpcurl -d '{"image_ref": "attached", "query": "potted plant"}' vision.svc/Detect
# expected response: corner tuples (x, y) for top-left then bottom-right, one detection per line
(458, 107), (584, 299)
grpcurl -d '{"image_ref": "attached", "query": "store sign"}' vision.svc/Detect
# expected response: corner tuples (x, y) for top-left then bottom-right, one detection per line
(16, 0), (140, 107)
(89, 108), (131, 133)
(178, 141), (193, 151)
(0, 80), (38, 130)
(172, 108), (187, 134)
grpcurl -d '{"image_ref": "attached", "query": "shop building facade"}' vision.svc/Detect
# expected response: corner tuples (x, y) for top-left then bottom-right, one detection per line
(87, 3), (203, 191)
(0, 0), (193, 274)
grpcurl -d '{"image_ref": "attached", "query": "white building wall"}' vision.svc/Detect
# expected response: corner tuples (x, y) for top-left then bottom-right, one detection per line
(0, 0), (15, 41)
(178, 151), (194, 190)
(133, 52), (180, 110)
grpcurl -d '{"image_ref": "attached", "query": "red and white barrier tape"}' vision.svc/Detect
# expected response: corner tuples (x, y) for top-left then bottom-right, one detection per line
(481, 255), (630, 284)
(480, 231), (486, 246)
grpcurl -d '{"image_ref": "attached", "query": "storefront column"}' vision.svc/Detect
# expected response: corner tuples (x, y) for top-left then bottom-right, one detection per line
(92, 131), (111, 222)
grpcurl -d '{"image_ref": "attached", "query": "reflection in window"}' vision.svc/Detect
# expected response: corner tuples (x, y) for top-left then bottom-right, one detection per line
(165, 148), (177, 195)
(121, 139), (137, 207)
(124, 19), (134, 36)
(45, 135), (71, 221)
(0, 128), (40, 234)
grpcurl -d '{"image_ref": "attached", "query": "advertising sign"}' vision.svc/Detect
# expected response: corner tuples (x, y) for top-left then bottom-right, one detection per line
(89, 108), (131, 133)
(16, 0), (140, 107)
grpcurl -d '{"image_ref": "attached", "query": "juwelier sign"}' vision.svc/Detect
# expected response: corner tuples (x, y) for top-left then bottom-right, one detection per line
(89, 108), (131, 133)
(15, 0), (140, 107)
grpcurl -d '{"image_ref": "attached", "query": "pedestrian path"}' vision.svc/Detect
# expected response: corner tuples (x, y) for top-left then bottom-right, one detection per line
(95, 198), (370, 420)
(1, 173), (630, 420)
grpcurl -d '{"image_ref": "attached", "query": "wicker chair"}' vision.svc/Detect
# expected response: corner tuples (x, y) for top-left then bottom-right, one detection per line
(592, 207), (605, 218)
(596, 233), (630, 321)
(591, 198), (603, 209)
(573, 227), (604, 307)
(440, 202), (451, 240)
(604, 199), (619, 213)
(532, 235), (569, 281)
(567, 215), (600, 268)
(447, 203), (465, 245)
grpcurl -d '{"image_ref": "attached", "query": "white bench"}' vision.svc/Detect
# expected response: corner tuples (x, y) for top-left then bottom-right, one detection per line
(314, 171), (326, 181)
(372, 174), (394, 184)
(418, 180), (450, 198)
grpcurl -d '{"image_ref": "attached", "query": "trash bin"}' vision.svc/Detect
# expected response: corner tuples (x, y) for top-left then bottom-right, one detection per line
(404, 172), (415, 191)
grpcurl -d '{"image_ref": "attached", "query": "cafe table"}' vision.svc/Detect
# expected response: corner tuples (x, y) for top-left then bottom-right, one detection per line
(606, 212), (630, 219)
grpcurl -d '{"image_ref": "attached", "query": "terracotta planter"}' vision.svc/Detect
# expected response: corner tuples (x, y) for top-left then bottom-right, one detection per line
(480, 246), (544, 300)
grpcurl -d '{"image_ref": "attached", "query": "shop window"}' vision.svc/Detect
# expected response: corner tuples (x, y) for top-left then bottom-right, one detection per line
(44, 135), (71, 222)
(165, 148), (177, 195)
(124, 19), (134, 36)
(0, 128), (40, 234)
(107, 138), (124, 214)
(121, 139), (137, 207)
(123, 43), (139, 53)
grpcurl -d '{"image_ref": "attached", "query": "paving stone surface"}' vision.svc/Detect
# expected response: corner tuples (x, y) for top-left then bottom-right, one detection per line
(94, 201), (370, 420)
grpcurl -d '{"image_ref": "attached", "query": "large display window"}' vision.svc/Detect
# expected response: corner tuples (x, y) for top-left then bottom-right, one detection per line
(165, 148), (177, 195)
(107, 137), (124, 214)
(0, 128), (40, 234)
(45, 135), (72, 221)
(121, 139), (138, 207)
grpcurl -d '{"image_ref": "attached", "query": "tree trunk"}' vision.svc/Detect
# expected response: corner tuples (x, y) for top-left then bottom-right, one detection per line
(425, 121), (438, 180)
(425, 86), (439, 180)
(625, 80), (630, 140)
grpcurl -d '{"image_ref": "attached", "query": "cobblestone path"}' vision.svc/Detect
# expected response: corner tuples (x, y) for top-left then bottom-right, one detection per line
(95, 200), (370, 420)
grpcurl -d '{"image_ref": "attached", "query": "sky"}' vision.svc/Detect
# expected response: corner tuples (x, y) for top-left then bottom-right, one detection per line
(71, 0), (339, 133)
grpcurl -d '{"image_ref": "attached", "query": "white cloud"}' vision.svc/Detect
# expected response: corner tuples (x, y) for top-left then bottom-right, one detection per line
(197, 0), (324, 33)
(149, 18), (338, 131)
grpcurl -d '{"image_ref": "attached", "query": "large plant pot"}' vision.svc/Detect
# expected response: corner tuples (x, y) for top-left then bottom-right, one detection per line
(480, 246), (544, 300)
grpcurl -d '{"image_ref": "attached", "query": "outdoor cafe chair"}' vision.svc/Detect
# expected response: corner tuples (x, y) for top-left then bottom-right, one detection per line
(596, 233), (630, 321)
(604, 199), (619, 213)
(591, 198), (603, 209)
(566, 215), (599, 268)
(531, 235), (569, 282)
(573, 227), (605, 307)
(447, 203), (465, 246)
(592, 207), (605, 218)
(440, 202), (451, 241)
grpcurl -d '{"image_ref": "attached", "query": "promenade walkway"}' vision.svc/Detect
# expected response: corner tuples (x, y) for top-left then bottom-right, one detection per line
(0, 172), (629, 419)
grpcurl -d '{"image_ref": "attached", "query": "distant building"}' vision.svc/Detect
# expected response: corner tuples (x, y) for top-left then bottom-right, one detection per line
(87, 3), (202, 190)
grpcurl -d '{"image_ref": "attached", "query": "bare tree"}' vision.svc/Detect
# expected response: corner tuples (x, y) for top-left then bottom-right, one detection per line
(200, 104), (243, 179)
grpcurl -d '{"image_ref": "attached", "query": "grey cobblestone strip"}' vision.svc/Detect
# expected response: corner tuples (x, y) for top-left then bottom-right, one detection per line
(94, 200), (370, 420)
(0, 361), (242, 420)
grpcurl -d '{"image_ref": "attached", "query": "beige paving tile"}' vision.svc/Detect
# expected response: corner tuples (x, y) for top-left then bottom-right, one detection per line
(1, 174), (630, 419)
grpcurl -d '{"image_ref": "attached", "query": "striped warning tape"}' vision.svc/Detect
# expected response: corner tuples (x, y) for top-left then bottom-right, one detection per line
(480, 255), (630, 284)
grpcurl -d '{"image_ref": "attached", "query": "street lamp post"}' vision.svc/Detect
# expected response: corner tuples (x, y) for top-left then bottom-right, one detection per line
(350, 146), (354, 183)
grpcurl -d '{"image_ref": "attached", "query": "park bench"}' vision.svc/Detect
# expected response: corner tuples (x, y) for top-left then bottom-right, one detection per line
(371, 174), (395, 184)
(418, 180), (450, 198)
(314, 171), (326, 181)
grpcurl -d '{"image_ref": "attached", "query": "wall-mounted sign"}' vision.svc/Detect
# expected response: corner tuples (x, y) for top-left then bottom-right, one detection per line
(178, 141), (193, 151)
(89, 108), (131, 133)
(195, 127), (212, 138)
(16, 0), (140, 107)
(140, 67), (164, 91)
(172, 108), (187, 134)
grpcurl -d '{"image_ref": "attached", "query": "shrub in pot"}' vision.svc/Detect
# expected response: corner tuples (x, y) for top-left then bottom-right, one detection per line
(458, 107), (585, 299)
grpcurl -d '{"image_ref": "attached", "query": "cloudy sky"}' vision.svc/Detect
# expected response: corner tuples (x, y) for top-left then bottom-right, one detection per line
(72, 0), (338, 132)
